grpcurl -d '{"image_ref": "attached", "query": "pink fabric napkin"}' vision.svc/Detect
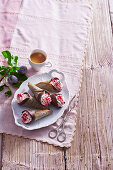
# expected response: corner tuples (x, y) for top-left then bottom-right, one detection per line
(0, 0), (92, 147)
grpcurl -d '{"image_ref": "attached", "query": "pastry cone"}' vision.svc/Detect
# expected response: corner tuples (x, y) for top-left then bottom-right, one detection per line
(28, 82), (51, 106)
(17, 92), (47, 109)
(36, 82), (55, 92)
(22, 95), (48, 109)
(35, 77), (63, 92)
(28, 82), (43, 98)
(21, 109), (53, 123)
(51, 93), (65, 107)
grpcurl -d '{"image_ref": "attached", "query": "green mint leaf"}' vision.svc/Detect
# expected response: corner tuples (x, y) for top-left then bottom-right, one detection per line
(2, 51), (12, 66)
(13, 72), (28, 81)
(9, 66), (20, 73)
(0, 66), (10, 70)
(11, 56), (18, 66)
(0, 86), (4, 91)
(0, 66), (10, 76)
(0, 66), (6, 69)
(7, 66), (19, 76)
(5, 87), (12, 97)
(2, 51), (11, 59)
(12, 82), (21, 88)
(2, 51), (18, 67)
(0, 66), (9, 71)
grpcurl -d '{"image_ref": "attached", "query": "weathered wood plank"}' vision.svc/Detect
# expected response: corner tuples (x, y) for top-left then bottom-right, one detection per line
(66, 0), (113, 169)
(0, 134), (3, 169)
(109, 0), (113, 30)
(2, 134), (65, 169)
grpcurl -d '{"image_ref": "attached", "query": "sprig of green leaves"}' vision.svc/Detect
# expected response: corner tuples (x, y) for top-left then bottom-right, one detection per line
(2, 51), (18, 66)
(0, 51), (28, 97)
(0, 51), (20, 77)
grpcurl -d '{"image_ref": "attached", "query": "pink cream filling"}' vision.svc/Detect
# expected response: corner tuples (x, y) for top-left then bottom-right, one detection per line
(56, 94), (65, 107)
(17, 93), (29, 103)
(41, 91), (51, 106)
(51, 78), (62, 91)
(21, 111), (32, 124)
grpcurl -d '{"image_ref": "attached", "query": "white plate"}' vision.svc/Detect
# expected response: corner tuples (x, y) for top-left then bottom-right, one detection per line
(11, 69), (69, 130)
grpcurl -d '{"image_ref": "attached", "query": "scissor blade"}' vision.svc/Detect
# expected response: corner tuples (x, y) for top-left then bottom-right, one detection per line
(68, 95), (76, 111)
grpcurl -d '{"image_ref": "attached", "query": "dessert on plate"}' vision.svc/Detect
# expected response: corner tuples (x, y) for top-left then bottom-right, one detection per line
(35, 77), (63, 92)
(17, 92), (48, 109)
(50, 93), (65, 107)
(21, 109), (53, 124)
(28, 82), (51, 106)
(16, 76), (66, 125)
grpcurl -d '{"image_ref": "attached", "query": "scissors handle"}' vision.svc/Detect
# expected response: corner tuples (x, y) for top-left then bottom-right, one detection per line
(57, 131), (66, 143)
(48, 128), (66, 142)
(48, 129), (57, 139)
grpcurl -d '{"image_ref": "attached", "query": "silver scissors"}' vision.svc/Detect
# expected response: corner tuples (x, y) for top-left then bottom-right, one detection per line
(48, 95), (76, 143)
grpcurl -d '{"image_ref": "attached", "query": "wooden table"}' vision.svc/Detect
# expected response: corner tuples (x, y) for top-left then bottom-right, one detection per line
(1, 0), (113, 169)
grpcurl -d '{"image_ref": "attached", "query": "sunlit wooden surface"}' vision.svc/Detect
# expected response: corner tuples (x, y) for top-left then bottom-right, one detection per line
(109, 0), (113, 30)
(1, 0), (113, 169)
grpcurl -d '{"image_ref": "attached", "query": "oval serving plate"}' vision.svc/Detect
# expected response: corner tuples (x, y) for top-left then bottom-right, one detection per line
(11, 69), (69, 130)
